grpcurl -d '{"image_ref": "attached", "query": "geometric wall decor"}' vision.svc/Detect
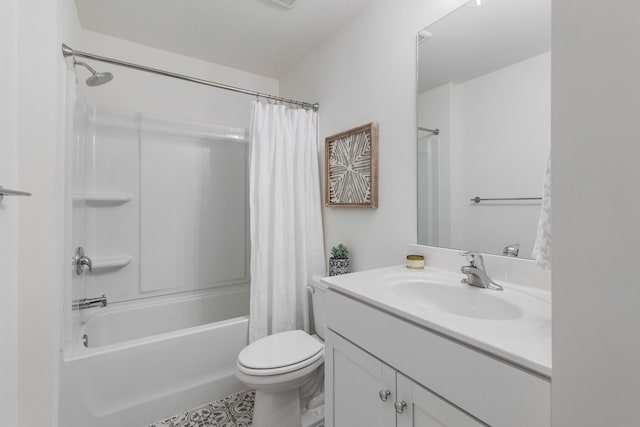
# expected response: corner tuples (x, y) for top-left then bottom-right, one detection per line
(325, 122), (378, 208)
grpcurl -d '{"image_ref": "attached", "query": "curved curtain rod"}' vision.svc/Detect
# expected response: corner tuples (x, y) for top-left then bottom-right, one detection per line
(61, 44), (319, 112)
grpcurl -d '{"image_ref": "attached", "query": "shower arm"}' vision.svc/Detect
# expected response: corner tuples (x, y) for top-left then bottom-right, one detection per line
(73, 60), (98, 75)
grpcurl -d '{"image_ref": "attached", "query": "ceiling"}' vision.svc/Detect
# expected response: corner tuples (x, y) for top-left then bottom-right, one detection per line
(74, 0), (375, 78)
(418, 0), (551, 93)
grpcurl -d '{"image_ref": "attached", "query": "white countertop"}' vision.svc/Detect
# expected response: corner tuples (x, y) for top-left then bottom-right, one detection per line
(321, 265), (552, 377)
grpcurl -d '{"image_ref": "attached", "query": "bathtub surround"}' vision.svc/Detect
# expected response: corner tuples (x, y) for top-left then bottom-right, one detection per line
(56, 24), (281, 427)
(65, 98), (251, 347)
(248, 102), (325, 343)
(60, 33), (275, 425)
(59, 287), (249, 427)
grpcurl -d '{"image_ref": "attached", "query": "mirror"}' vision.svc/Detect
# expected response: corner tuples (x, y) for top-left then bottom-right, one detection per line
(417, 0), (551, 258)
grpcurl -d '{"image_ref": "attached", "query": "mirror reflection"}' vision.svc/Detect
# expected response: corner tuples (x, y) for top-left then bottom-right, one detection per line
(417, 0), (551, 258)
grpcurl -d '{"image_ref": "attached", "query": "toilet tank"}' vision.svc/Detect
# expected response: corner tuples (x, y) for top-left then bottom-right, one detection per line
(309, 275), (328, 339)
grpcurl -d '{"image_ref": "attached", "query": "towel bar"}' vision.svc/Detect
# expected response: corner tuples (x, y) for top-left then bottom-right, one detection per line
(471, 196), (541, 204)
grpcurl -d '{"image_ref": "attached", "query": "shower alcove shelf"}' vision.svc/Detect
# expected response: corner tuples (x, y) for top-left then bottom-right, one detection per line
(73, 192), (132, 206)
(74, 191), (133, 273)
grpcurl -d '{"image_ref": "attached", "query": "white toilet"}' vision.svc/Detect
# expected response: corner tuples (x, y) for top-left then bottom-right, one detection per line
(236, 276), (328, 427)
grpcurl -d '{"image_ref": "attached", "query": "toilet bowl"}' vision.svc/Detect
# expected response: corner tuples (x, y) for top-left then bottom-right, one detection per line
(236, 276), (328, 427)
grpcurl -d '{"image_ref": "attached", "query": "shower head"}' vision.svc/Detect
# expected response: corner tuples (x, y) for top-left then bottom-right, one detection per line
(86, 71), (113, 87)
(74, 60), (113, 87)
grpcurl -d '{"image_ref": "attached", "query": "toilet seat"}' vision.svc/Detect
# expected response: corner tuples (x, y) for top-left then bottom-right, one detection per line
(237, 330), (324, 376)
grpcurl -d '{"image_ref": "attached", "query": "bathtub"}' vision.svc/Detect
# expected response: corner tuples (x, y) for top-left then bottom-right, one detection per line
(59, 285), (250, 427)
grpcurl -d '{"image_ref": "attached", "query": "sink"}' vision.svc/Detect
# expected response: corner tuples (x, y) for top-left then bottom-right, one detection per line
(388, 280), (523, 320)
(322, 265), (552, 376)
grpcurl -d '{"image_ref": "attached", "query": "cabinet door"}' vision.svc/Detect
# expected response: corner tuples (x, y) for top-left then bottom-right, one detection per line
(325, 330), (396, 427)
(396, 373), (486, 427)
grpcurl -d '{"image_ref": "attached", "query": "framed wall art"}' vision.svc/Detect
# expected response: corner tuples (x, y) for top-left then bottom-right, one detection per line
(325, 122), (378, 208)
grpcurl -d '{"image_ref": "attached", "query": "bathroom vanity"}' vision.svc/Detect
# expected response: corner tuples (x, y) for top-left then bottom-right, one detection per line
(321, 265), (551, 427)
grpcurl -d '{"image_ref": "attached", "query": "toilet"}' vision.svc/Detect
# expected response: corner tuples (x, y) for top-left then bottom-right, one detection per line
(236, 276), (328, 427)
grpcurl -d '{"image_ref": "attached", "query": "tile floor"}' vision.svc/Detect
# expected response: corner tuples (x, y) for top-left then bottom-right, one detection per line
(148, 390), (324, 427)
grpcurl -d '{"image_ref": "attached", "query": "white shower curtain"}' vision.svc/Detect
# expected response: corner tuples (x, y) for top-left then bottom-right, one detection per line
(248, 101), (325, 343)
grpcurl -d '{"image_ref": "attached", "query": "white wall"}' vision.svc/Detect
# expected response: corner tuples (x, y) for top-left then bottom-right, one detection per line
(552, 1), (640, 425)
(0, 0), (19, 425)
(75, 29), (278, 127)
(14, 0), (81, 425)
(280, 0), (468, 271)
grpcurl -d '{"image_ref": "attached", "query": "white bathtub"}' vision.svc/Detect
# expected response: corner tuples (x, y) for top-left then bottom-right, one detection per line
(59, 285), (250, 427)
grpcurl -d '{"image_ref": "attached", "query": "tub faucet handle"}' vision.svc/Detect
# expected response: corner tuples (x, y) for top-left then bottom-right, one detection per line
(73, 246), (93, 275)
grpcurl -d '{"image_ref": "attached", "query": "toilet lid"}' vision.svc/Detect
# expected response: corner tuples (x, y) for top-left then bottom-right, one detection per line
(238, 330), (323, 371)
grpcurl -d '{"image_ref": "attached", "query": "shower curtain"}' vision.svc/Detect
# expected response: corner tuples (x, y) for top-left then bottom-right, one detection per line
(532, 155), (551, 269)
(248, 101), (325, 343)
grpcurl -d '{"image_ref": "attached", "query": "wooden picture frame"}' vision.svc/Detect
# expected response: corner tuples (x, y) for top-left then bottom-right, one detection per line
(325, 122), (378, 208)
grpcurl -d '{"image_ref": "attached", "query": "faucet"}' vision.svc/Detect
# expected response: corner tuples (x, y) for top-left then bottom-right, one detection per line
(460, 251), (503, 291)
(72, 295), (107, 310)
(502, 243), (520, 257)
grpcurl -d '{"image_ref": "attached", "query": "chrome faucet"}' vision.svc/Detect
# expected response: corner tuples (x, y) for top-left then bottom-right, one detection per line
(73, 246), (93, 276)
(72, 294), (107, 310)
(460, 251), (503, 291)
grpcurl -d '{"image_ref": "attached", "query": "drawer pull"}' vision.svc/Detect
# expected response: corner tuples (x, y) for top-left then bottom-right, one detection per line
(394, 401), (407, 414)
(378, 389), (391, 402)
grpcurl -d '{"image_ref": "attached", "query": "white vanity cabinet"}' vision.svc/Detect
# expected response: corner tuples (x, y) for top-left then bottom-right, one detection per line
(324, 289), (551, 427)
(327, 330), (484, 427)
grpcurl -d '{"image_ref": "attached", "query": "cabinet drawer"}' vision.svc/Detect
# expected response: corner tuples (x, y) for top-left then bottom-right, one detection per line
(326, 290), (550, 427)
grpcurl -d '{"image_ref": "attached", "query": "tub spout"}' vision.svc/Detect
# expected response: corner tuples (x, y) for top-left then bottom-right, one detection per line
(73, 295), (107, 310)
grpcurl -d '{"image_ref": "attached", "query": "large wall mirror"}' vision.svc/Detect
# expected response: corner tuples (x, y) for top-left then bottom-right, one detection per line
(417, 0), (550, 258)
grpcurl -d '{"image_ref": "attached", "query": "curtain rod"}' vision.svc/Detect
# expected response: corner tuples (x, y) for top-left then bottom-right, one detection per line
(61, 44), (319, 112)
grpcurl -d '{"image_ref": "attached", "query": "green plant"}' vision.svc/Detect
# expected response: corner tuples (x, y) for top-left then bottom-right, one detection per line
(330, 243), (349, 259)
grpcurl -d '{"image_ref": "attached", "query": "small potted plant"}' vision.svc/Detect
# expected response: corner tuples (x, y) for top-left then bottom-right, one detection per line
(329, 243), (350, 276)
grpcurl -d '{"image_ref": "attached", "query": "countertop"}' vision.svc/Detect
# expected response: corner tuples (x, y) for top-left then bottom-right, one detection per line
(321, 265), (552, 377)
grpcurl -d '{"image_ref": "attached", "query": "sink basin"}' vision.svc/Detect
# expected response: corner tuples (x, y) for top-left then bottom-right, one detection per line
(388, 280), (523, 320)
